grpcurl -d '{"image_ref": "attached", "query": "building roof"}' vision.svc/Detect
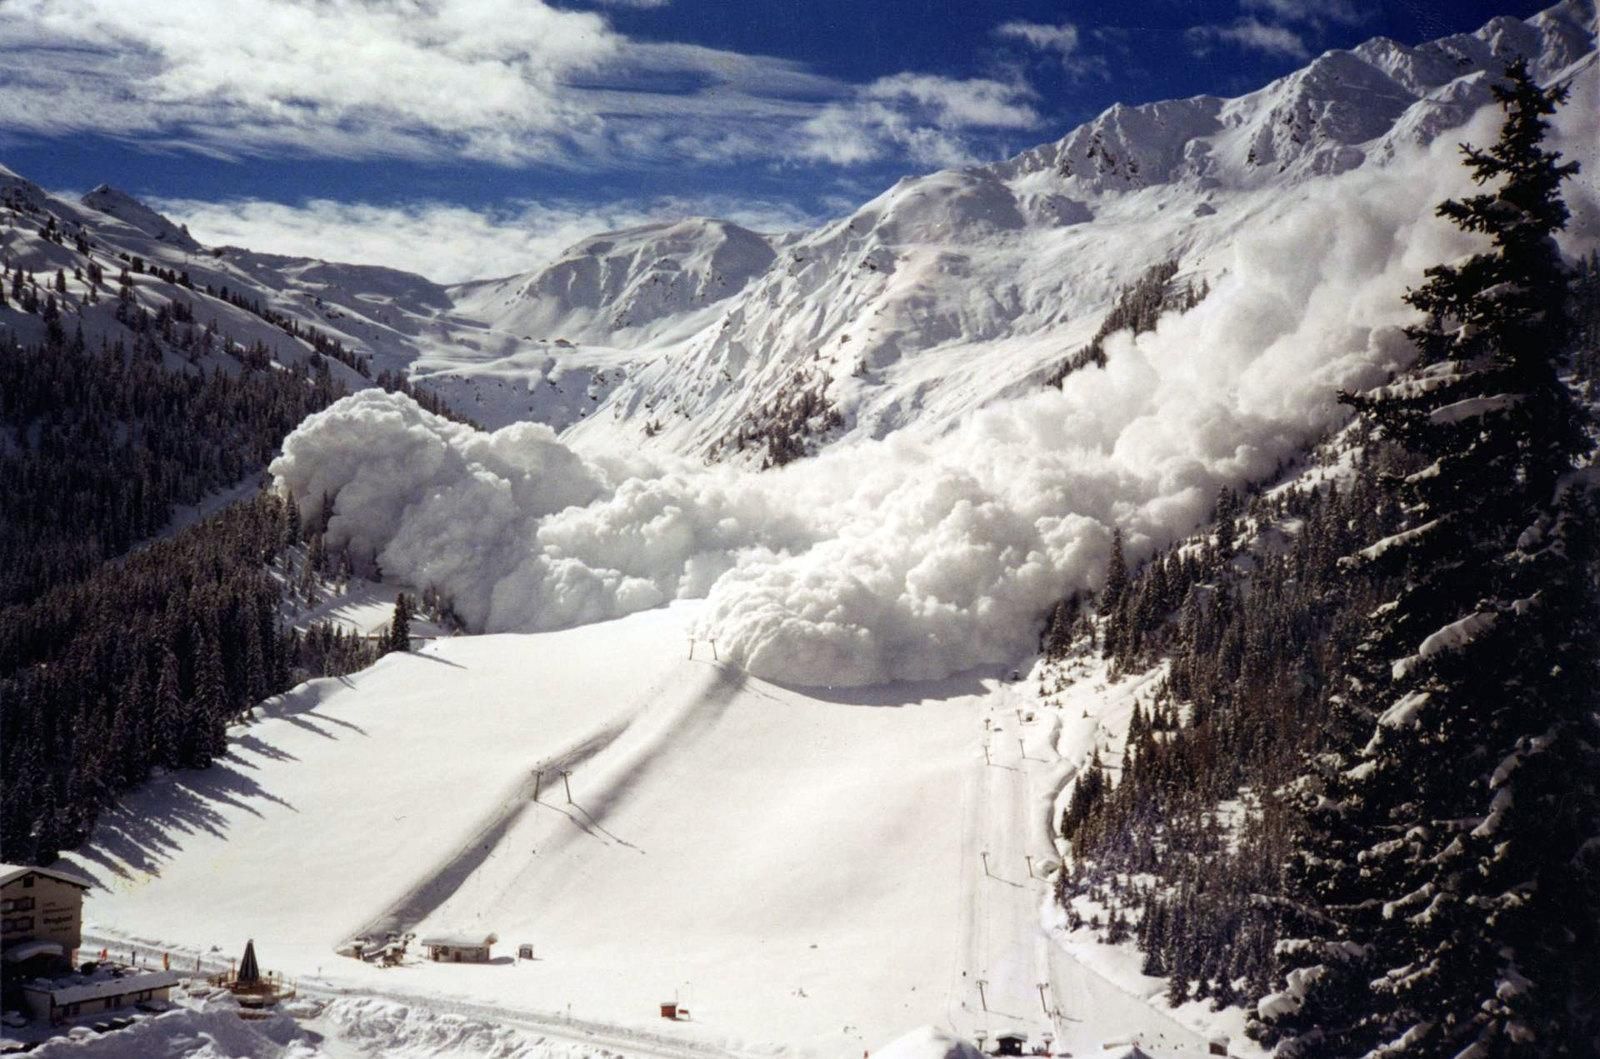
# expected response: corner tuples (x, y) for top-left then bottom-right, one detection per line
(0, 862), (92, 890)
(24, 969), (180, 1006)
(420, 931), (497, 947)
(238, 939), (260, 984)
(2, 940), (63, 963)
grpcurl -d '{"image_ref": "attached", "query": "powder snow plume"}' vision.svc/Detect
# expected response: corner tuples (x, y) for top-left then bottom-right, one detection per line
(270, 101), (1588, 687)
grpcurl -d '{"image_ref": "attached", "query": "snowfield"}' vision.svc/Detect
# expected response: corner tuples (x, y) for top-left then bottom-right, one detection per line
(58, 605), (1225, 1057)
(62, 604), (982, 1055)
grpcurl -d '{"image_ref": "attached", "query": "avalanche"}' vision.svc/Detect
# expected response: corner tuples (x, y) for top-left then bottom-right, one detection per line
(269, 89), (1560, 687)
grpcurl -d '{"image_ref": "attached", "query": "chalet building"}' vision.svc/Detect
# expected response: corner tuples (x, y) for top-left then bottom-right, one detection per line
(3, 863), (177, 1026)
(420, 931), (496, 963)
(1, 863), (90, 974)
(21, 966), (179, 1024)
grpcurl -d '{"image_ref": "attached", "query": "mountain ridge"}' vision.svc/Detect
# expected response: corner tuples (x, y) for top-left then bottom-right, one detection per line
(3, 1), (1594, 456)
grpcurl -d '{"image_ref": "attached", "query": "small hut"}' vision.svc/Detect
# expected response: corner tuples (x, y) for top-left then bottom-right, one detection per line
(420, 931), (497, 963)
(995, 1032), (1028, 1056)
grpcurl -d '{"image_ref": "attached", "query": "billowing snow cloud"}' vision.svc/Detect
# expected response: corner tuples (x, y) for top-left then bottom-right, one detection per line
(270, 103), (1563, 687)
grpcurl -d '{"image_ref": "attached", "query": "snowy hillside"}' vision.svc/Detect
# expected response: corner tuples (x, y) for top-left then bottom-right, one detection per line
(59, 604), (1236, 1057)
(453, 219), (778, 345)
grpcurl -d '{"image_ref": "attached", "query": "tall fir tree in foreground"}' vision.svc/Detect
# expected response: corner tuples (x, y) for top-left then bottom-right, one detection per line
(1257, 61), (1600, 1057)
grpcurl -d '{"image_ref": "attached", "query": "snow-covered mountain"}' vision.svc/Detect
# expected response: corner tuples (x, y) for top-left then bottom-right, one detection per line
(454, 218), (779, 344)
(8, 0), (1592, 690)
(561, 0), (1596, 458)
(3, 2), (1594, 460)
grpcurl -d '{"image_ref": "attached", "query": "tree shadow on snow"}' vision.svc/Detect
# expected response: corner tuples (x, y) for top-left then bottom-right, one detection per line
(230, 733), (300, 765)
(70, 740), (305, 888)
(409, 650), (468, 671)
(303, 710), (367, 736)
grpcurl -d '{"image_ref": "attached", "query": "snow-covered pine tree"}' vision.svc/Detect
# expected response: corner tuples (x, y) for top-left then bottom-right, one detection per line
(387, 592), (414, 654)
(1256, 61), (1600, 1058)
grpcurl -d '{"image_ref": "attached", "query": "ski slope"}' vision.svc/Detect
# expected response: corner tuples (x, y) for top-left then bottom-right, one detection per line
(61, 602), (1219, 1056)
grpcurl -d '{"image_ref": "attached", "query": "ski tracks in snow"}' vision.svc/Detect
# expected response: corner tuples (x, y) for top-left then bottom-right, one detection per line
(948, 673), (1212, 1058)
(341, 658), (733, 950)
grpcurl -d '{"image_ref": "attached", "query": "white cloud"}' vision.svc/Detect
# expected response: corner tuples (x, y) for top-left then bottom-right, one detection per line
(1187, 0), (1368, 62)
(866, 74), (1039, 130)
(0, 0), (617, 162)
(154, 195), (820, 284)
(995, 20), (1081, 56)
(0, 0), (969, 172)
(1187, 18), (1312, 60)
(801, 75), (1039, 168)
(1242, 0), (1367, 27)
(994, 20), (1108, 80)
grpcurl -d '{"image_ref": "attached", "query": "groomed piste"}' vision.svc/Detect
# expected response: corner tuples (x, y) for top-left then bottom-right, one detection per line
(60, 603), (1221, 1056)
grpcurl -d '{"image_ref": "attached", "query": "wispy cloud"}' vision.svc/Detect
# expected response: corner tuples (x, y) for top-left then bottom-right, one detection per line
(0, 0), (619, 162)
(993, 19), (1108, 80)
(155, 195), (823, 284)
(0, 0), (1024, 175)
(1241, 0), (1368, 28)
(1188, 0), (1369, 61)
(800, 75), (1039, 168)
(995, 20), (1080, 55)
(1187, 17), (1312, 60)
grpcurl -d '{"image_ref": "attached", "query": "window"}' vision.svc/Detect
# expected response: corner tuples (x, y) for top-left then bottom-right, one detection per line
(22, 876), (34, 888)
(1, 915), (35, 933)
(1, 896), (36, 913)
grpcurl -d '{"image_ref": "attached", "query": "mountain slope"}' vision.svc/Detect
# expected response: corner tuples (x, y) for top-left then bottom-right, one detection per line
(566, 0), (1595, 459)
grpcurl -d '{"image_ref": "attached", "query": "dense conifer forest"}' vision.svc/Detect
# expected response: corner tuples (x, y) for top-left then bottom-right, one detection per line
(1047, 460), (1409, 1006)
(0, 494), (380, 864)
(0, 330), (345, 605)
(0, 249), (464, 866)
(1047, 64), (1600, 1050)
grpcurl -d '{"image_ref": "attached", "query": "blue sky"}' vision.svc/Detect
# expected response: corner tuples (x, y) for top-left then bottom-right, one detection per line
(0, 0), (1555, 280)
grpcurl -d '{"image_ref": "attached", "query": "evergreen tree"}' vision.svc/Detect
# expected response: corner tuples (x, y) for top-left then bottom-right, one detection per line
(1101, 528), (1130, 658)
(194, 629), (229, 760)
(152, 644), (184, 770)
(1259, 62), (1600, 1058)
(387, 593), (414, 654)
(1213, 487), (1240, 557)
(1103, 528), (1129, 609)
